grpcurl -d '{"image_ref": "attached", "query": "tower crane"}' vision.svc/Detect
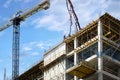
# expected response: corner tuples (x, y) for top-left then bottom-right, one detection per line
(0, 0), (50, 80)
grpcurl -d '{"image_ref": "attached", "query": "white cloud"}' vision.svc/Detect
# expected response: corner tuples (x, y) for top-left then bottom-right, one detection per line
(4, 0), (120, 36)
(32, 14), (55, 28)
(22, 41), (36, 51)
(23, 46), (32, 51)
(3, 0), (120, 34)
(31, 0), (120, 36)
(31, 0), (70, 34)
(72, 0), (92, 7)
(20, 51), (40, 57)
(22, 40), (55, 51)
(21, 40), (58, 58)
(36, 41), (53, 50)
(3, 0), (12, 8)
(106, 0), (120, 19)
(3, 0), (33, 8)
(30, 52), (40, 56)
(31, 0), (97, 34)
(32, 14), (69, 32)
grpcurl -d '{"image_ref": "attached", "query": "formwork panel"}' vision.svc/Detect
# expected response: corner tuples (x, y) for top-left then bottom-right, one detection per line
(66, 62), (96, 78)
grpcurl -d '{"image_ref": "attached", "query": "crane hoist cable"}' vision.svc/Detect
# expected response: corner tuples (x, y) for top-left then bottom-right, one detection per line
(66, 0), (81, 36)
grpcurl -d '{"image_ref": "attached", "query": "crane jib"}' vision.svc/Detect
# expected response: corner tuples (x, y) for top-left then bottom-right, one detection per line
(0, 0), (50, 32)
(19, 0), (50, 20)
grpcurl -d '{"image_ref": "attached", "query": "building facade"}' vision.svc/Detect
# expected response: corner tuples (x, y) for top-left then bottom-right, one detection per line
(18, 13), (120, 80)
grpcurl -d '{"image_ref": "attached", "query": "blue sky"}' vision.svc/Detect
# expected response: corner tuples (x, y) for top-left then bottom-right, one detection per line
(0, 0), (120, 79)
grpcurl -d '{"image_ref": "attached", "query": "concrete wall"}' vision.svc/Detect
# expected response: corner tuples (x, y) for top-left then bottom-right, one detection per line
(44, 60), (65, 80)
(44, 43), (65, 66)
(44, 43), (66, 80)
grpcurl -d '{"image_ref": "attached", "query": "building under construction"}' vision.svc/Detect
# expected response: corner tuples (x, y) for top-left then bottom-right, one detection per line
(18, 13), (120, 80)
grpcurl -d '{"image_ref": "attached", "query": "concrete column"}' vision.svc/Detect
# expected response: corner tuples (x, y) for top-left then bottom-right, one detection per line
(118, 69), (120, 78)
(74, 52), (78, 80)
(74, 37), (79, 80)
(74, 37), (78, 49)
(74, 37), (78, 65)
(98, 20), (103, 80)
(64, 58), (66, 80)
(74, 52), (77, 65)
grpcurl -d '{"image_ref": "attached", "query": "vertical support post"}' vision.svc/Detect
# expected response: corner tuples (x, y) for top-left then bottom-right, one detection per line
(74, 37), (78, 66)
(118, 69), (120, 78)
(64, 43), (67, 80)
(64, 58), (66, 80)
(12, 17), (21, 80)
(74, 52), (78, 80)
(74, 37), (78, 49)
(98, 20), (103, 80)
(74, 37), (78, 80)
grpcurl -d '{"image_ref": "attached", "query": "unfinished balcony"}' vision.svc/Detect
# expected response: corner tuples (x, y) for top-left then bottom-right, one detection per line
(66, 61), (96, 78)
(66, 42), (98, 78)
(66, 54), (120, 80)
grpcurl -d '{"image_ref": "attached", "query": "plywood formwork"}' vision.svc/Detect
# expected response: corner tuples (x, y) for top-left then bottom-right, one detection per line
(64, 13), (120, 45)
(66, 61), (96, 78)
(64, 13), (120, 58)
